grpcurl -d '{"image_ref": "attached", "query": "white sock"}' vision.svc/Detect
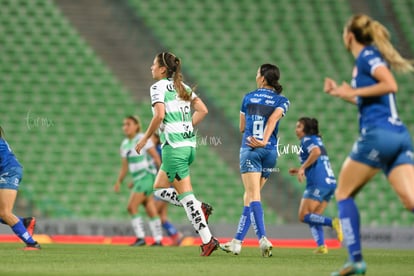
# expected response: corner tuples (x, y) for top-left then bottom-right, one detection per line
(179, 193), (212, 244)
(131, 216), (145, 239)
(154, 188), (182, 206)
(149, 217), (163, 243)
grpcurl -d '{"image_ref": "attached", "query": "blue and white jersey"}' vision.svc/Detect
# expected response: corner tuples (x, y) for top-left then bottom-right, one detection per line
(0, 138), (22, 173)
(240, 88), (289, 150)
(352, 45), (405, 132)
(299, 135), (336, 187)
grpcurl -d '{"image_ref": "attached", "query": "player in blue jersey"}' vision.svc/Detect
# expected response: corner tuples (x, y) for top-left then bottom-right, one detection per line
(289, 117), (342, 254)
(324, 14), (414, 275)
(221, 63), (289, 257)
(0, 127), (40, 250)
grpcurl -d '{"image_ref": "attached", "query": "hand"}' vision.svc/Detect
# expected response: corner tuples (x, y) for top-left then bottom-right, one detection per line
(113, 181), (121, 193)
(247, 136), (267, 148)
(297, 167), (305, 183)
(289, 168), (299, 175)
(330, 82), (356, 101)
(127, 182), (133, 189)
(324, 77), (337, 94)
(135, 137), (148, 154)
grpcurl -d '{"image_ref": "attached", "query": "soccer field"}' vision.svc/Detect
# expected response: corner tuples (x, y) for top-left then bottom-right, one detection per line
(1, 244), (413, 276)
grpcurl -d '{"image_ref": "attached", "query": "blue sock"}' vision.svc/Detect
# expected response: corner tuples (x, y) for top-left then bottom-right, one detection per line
(235, 206), (251, 241)
(303, 213), (332, 227)
(250, 201), (266, 239)
(11, 220), (35, 244)
(309, 224), (324, 246)
(338, 198), (363, 262)
(162, 221), (178, 236)
(0, 217), (23, 225)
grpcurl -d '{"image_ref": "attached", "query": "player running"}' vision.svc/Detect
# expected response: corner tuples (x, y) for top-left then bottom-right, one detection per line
(289, 117), (342, 254)
(325, 14), (414, 275)
(135, 52), (218, 256)
(114, 116), (163, 246)
(0, 126), (40, 250)
(221, 63), (289, 257)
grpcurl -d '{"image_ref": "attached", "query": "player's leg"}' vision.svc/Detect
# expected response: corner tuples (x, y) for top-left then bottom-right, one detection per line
(0, 189), (39, 249)
(333, 158), (378, 274)
(144, 195), (163, 246)
(127, 191), (146, 246)
(388, 164), (414, 212)
(299, 198), (327, 252)
(156, 199), (183, 245)
(153, 171), (182, 206)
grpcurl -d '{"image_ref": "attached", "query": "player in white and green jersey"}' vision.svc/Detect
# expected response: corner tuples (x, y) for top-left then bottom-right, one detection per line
(135, 52), (219, 256)
(114, 116), (163, 246)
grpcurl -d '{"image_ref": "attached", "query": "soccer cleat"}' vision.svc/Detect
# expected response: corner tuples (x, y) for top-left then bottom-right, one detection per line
(23, 217), (36, 237)
(23, 242), (41, 250)
(130, 238), (146, 246)
(259, 236), (273, 257)
(331, 261), (367, 276)
(200, 237), (219, 256)
(332, 218), (343, 242)
(220, 238), (242, 255)
(313, 244), (328, 254)
(151, 241), (163, 246)
(201, 202), (213, 224)
(171, 232), (184, 246)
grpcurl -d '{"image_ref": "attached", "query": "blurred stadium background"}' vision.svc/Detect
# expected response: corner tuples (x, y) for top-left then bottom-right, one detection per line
(1, 0), (413, 240)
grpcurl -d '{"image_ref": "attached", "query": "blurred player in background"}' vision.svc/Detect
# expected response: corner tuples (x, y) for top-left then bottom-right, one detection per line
(324, 14), (414, 275)
(135, 52), (218, 256)
(0, 126), (40, 250)
(114, 116), (163, 246)
(221, 63), (289, 257)
(151, 133), (183, 246)
(289, 117), (342, 254)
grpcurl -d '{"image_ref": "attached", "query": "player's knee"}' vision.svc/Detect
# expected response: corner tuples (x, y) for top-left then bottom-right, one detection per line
(127, 205), (136, 214)
(335, 189), (348, 201)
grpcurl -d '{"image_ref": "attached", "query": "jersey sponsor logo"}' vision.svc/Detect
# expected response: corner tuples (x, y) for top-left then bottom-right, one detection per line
(265, 99), (275, 105)
(253, 93), (273, 99)
(368, 57), (382, 66)
(367, 149), (380, 162)
(250, 98), (261, 103)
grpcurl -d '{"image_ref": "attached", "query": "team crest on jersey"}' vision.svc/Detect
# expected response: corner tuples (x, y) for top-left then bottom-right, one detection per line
(166, 84), (174, 92)
(250, 98), (261, 103)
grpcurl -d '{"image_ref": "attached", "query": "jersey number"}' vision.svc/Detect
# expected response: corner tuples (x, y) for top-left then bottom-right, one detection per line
(180, 106), (193, 139)
(323, 160), (334, 178)
(253, 120), (264, 139)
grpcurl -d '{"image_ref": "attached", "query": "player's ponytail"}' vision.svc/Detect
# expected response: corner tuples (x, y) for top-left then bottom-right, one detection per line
(157, 52), (192, 101)
(260, 63), (283, 94)
(346, 14), (414, 73)
(299, 117), (320, 137)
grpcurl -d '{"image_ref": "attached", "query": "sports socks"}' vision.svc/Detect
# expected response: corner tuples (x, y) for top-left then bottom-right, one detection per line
(179, 192), (212, 244)
(250, 201), (266, 240)
(338, 198), (363, 262)
(162, 221), (178, 236)
(154, 188), (182, 206)
(131, 215), (145, 239)
(11, 220), (35, 244)
(148, 217), (163, 243)
(234, 206), (251, 241)
(309, 224), (324, 246)
(303, 213), (332, 227)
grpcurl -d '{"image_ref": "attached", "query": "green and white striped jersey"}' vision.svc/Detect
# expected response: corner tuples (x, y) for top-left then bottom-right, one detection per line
(150, 78), (197, 148)
(120, 133), (156, 180)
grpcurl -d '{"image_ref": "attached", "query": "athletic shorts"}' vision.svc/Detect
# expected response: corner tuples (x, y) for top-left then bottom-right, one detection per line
(303, 185), (335, 202)
(0, 167), (22, 191)
(239, 147), (277, 179)
(349, 127), (414, 176)
(132, 172), (155, 196)
(160, 145), (195, 183)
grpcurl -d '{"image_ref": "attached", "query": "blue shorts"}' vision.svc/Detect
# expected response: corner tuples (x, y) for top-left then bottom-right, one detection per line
(240, 147), (277, 179)
(303, 185), (335, 202)
(350, 127), (414, 175)
(0, 167), (22, 190)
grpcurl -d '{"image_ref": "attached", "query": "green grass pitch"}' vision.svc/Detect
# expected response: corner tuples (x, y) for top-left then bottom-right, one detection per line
(0, 243), (413, 275)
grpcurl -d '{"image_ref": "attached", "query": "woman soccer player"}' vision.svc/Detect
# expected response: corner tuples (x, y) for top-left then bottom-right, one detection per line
(324, 14), (414, 275)
(289, 117), (342, 254)
(114, 116), (163, 246)
(135, 52), (218, 256)
(0, 127), (40, 250)
(221, 63), (289, 257)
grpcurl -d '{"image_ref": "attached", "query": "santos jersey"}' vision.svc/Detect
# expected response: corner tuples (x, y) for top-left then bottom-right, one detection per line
(120, 133), (156, 181)
(150, 78), (197, 148)
(0, 138), (22, 173)
(352, 45), (406, 132)
(299, 135), (336, 187)
(240, 88), (289, 150)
